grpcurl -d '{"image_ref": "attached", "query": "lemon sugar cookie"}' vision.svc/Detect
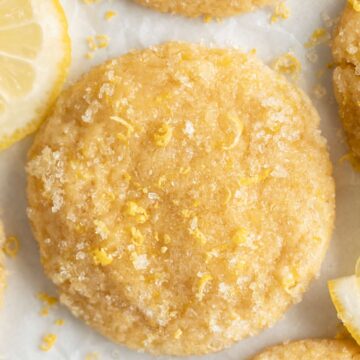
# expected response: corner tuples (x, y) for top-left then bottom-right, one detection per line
(333, 2), (360, 165)
(252, 339), (360, 360)
(134, 0), (276, 18)
(27, 42), (335, 355)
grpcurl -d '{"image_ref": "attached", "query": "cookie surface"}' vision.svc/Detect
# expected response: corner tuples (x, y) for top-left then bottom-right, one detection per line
(252, 339), (360, 360)
(333, 3), (360, 164)
(27, 42), (335, 356)
(134, 0), (275, 18)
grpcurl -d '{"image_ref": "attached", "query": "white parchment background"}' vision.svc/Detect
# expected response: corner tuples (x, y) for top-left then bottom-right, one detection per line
(0, 0), (359, 359)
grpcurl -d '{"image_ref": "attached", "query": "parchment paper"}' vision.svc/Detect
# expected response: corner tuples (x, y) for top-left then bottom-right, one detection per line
(0, 0), (359, 359)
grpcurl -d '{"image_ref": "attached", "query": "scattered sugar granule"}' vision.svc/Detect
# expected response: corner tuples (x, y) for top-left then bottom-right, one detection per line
(104, 10), (117, 21)
(39, 334), (57, 352)
(347, 44), (359, 55)
(3, 235), (19, 258)
(94, 220), (109, 240)
(272, 53), (302, 79)
(349, 0), (360, 12)
(313, 84), (327, 99)
(305, 28), (328, 48)
(131, 253), (149, 270)
(271, 2), (290, 23)
(203, 15), (212, 23)
(184, 120), (195, 138)
(306, 50), (319, 64)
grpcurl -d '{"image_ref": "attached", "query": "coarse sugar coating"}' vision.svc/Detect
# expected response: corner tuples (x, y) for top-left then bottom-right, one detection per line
(251, 339), (360, 360)
(26, 42), (335, 356)
(134, 0), (276, 18)
(333, 3), (360, 165)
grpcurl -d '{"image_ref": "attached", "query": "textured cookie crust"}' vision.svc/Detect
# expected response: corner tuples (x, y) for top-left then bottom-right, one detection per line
(252, 339), (360, 360)
(134, 0), (276, 18)
(333, 4), (360, 163)
(27, 42), (335, 356)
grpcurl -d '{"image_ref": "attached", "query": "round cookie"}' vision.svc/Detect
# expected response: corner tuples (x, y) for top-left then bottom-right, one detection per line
(27, 42), (335, 356)
(251, 339), (360, 360)
(333, 3), (360, 165)
(134, 0), (276, 18)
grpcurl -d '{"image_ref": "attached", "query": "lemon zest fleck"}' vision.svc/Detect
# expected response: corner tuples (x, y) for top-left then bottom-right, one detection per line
(237, 169), (272, 186)
(196, 273), (213, 301)
(37, 292), (58, 306)
(174, 328), (183, 339)
(130, 226), (144, 246)
(223, 112), (244, 150)
(96, 34), (110, 49)
(104, 10), (117, 20)
(124, 201), (149, 223)
(55, 319), (65, 326)
(110, 116), (134, 137)
(164, 234), (171, 244)
(92, 248), (113, 266)
(232, 227), (249, 245)
(154, 124), (173, 147)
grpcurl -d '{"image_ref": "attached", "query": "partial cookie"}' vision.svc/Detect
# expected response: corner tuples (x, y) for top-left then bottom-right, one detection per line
(134, 0), (276, 18)
(252, 339), (360, 359)
(333, 3), (360, 164)
(0, 223), (6, 304)
(27, 42), (335, 356)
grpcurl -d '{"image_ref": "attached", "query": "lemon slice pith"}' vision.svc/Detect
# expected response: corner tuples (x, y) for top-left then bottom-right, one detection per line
(328, 275), (360, 346)
(0, 0), (71, 151)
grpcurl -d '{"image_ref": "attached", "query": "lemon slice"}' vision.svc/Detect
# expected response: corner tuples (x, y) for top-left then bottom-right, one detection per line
(0, 0), (71, 151)
(328, 274), (360, 345)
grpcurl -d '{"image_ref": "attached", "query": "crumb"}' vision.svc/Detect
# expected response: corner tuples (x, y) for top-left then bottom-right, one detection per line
(271, 2), (290, 23)
(39, 334), (57, 352)
(3, 236), (20, 258)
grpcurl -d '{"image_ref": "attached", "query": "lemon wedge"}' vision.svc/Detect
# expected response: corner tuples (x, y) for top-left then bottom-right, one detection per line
(329, 271), (360, 346)
(0, 0), (71, 151)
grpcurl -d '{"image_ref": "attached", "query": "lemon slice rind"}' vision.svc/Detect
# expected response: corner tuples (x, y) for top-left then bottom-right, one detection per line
(0, 0), (71, 151)
(328, 275), (360, 346)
